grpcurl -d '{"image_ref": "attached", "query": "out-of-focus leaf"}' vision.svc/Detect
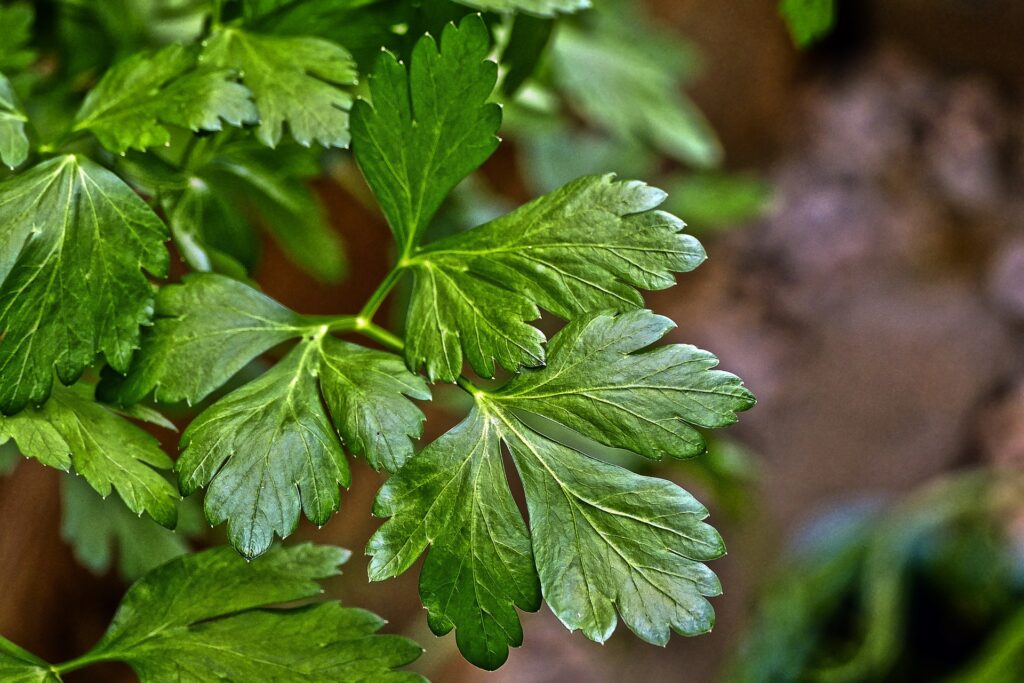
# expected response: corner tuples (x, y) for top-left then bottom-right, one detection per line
(663, 173), (771, 231)
(0, 3), (35, 72)
(779, 0), (837, 47)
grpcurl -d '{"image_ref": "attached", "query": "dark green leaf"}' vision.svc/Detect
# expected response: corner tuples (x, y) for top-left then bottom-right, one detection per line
(0, 3), (35, 72)
(0, 155), (168, 413)
(351, 15), (501, 252)
(84, 544), (426, 682)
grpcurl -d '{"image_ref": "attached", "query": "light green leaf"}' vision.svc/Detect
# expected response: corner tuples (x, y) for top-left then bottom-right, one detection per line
(496, 309), (756, 459)
(0, 74), (28, 169)
(351, 14), (501, 252)
(368, 408), (539, 670)
(370, 394), (729, 667)
(0, 636), (55, 683)
(552, 22), (721, 167)
(779, 0), (836, 47)
(99, 274), (308, 406)
(74, 44), (256, 154)
(0, 383), (178, 527)
(404, 175), (703, 382)
(61, 474), (203, 580)
(201, 28), (357, 148)
(79, 544), (425, 682)
(456, 0), (589, 15)
(0, 155), (168, 414)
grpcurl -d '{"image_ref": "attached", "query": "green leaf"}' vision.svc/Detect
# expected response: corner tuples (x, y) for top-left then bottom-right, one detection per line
(74, 44), (257, 154)
(100, 274), (307, 406)
(0, 3), (35, 72)
(0, 74), (29, 169)
(0, 155), (168, 414)
(113, 275), (428, 557)
(319, 338), (431, 473)
(371, 392), (732, 666)
(779, 0), (837, 47)
(61, 474), (204, 580)
(371, 310), (752, 667)
(663, 172), (771, 231)
(404, 175), (703, 382)
(552, 21), (721, 167)
(368, 408), (540, 670)
(496, 309), (755, 459)
(455, 0), (590, 16)
(0, 383), (178, 527)
(78, 544), (426, 682)
(351, 14), (501, 252)
(201, 28), (357, 148)
(0, 636), (55, 683)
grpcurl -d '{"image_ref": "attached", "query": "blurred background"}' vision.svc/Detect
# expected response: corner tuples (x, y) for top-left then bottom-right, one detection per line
(3, 0), (1024, 680)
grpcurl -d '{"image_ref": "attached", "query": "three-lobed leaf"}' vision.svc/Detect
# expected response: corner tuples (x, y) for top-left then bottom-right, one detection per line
(0, 155), (168, 414)
(370, 310), (754, 668)
(105, 274), (429, 558)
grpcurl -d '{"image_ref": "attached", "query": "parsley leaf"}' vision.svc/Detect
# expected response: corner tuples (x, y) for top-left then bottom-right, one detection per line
(74, 44), (257, 154)
(58, 544), (424, 681)
(0, 74), (28, 169)
(0, 155), (169, 414)
(0, 383), (179, 527)
(370, 310), (754, 668)
(201, 29), (357, 148)
(404, 175), (703, 382)
(351, 14), (501, 253)
(107, 274), (429, 557)
(495, 309), (755, 459)
(455, 0), (590, 16)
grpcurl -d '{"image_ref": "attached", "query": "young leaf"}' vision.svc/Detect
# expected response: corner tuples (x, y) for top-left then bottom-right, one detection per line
(74, 44), (257, 154)
(0, 74), (28, 169)
(455, 0), (590, 16)
(351, 14), (501, 253)
(370, 310), (754, 668)
(0, 544), (425, 682)
(108, 274), (429, 558)
(0, 155), (168, 414)
(201, 29), (357, 148)
(404, 175), (703, 382)
(0, 383), (178, 527)
(61, 474), (203, 580)
(496, 309), (755, 459)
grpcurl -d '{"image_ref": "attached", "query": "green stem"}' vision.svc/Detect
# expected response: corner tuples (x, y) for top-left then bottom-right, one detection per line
(51, 650), (118, 676)
(359, 322), (404, 353)
(301, 314), (359, 334)
(358, 266), (406, 322)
